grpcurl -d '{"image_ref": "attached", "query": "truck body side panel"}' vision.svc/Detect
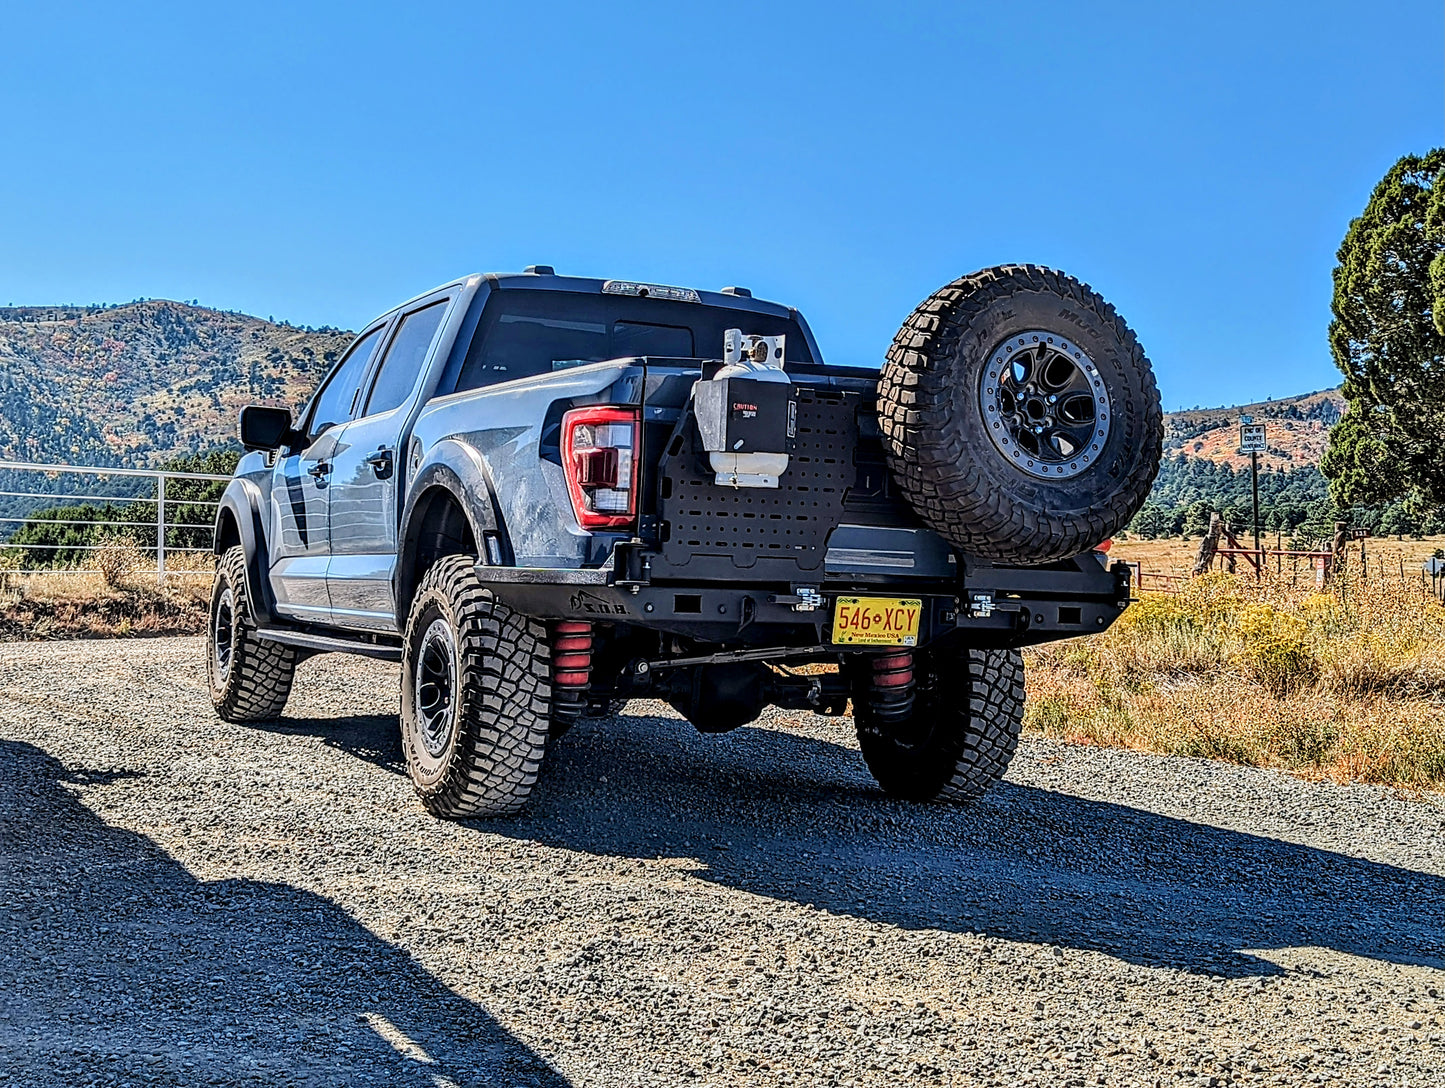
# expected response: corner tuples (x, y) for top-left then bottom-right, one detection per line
(408, 360), (642, 569)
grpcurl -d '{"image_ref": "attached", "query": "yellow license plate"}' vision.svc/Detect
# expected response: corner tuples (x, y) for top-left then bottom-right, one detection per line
(831, 597), (922, 646)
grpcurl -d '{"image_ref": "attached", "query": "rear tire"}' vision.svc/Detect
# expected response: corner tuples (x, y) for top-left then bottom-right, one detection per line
(207, 546), (297, 722)
(400, 555), (552, 818)
(854, 645), (1024, 803)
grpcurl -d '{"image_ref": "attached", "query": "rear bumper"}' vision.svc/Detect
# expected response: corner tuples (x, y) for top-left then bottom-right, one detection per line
(472, 552), (1131, 649)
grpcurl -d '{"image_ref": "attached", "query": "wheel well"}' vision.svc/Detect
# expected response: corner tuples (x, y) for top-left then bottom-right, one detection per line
(214, 508), (241, 555)
(400, 488), (478, 618)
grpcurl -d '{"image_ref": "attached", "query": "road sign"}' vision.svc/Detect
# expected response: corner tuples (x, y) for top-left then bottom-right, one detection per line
(1239, 422), (1267, 454)
(1350, 527), (1372, 540)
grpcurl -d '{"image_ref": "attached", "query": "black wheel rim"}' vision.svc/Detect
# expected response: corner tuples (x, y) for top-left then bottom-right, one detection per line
(213, 586), (236, 681)
(415, 618), (458, 759)
(979, 330), (1111, 479)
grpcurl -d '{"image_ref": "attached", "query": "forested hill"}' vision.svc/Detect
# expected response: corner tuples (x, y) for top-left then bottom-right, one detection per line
(0, 301), (352, 467)
(1132, 387), (1445, 542)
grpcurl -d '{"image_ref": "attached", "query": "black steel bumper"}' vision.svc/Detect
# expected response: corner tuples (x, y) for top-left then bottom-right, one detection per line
(472, 552), (1131, 650)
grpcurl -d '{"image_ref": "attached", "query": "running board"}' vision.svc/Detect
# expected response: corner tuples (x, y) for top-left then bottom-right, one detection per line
(255, 625), (403, 661)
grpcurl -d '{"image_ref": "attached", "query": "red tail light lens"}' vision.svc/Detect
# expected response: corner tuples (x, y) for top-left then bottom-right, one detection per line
(561, 406), (640, 529)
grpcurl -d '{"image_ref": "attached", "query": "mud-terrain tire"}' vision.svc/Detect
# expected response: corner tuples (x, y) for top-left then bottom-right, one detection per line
(207, 546), (297, 722)
(879, 265), (1162, 564)
(854, 645), (1025, 803)
(400, 555), (551, 818)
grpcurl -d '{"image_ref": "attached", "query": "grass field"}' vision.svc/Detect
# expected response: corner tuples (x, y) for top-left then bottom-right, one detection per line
(1026, 565), (1445, 791)
(1110, 532), (1445, 577)
(0, 543), (209, 640)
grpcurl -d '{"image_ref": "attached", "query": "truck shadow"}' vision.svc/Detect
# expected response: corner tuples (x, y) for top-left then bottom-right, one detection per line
(509, 708), (1445, 980)
(0, 738), (570, 1088)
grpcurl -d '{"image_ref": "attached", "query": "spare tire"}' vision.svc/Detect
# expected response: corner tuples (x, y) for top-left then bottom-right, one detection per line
(878, 265), (1162, 564)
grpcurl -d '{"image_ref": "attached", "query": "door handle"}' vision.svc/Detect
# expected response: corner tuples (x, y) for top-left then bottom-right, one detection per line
(307, 461), (332, 479)
(364, 447), (395, 480)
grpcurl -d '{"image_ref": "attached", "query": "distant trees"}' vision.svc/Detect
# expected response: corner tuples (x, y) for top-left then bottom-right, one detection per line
(1124, 454), (1445, 544)
(1322, 149), (1445, 510)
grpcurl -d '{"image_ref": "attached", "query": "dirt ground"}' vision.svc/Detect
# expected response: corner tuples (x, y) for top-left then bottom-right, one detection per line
(2, 637), (1442, 1087)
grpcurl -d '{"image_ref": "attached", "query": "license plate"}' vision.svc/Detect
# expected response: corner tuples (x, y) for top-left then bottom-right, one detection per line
(831, 596), (922, 646)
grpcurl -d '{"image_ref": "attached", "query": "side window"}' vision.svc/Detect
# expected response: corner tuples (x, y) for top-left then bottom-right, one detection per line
(307, 326), (384, 439)
(361, 300), (449, 417)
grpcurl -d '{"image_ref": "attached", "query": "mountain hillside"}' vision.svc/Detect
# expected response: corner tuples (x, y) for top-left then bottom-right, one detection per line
(0, 301), (352, 467)
(1164, 388), (1344, 471)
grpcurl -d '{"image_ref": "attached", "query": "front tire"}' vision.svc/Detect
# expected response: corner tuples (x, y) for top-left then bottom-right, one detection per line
(400, 556), (552, 818)
(207, 545), (297, 722)
(854, 645), (1025, 803)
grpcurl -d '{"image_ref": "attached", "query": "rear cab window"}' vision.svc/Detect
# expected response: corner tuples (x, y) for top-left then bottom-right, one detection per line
(446, 289), (813, 395)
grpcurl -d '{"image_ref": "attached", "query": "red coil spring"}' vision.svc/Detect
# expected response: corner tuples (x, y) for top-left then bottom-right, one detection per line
(866, 649), (915, 723)
(551, 621), (593, 689)
(870, 651), (914, 688)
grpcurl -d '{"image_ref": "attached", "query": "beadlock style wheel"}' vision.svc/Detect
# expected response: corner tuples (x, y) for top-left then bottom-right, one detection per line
(212, 585), (236, 683)
(414, 618), (458, 760)
(980, 330), (1111, 480)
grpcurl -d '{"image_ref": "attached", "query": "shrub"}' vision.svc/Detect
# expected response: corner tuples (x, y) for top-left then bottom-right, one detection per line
(1232, 603), (1317, 695)
(93, 536), (143, 590)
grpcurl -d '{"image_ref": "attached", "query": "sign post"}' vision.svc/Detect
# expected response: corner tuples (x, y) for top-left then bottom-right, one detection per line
(1239, 417), (1267, 579)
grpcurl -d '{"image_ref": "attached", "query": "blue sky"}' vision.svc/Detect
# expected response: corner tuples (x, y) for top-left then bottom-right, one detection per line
(1, 1), (1439, 410)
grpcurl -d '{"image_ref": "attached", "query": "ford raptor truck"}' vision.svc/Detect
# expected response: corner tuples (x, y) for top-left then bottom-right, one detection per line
(209, 265), (1162, 817)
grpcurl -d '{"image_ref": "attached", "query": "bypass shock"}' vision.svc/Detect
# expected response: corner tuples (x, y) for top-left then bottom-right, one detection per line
(550, 620), (593, 727)
(865, 650), (915, 724)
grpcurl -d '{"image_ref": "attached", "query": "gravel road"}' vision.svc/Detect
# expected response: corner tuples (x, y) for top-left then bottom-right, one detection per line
(2, 636), (1443, 1088)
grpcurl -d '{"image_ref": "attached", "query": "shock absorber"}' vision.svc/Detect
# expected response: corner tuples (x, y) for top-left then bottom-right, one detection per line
(867, 650), (915, 724)
(551, 620), (593, 727)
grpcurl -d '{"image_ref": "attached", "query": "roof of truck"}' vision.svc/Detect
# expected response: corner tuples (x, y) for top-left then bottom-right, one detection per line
(481, 270), (802, 320)
(383, 268), (824, 364)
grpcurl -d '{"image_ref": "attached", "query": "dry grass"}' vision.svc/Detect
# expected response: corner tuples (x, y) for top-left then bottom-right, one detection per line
(0, 543), (210, 640)
(1025, 571), (1445, 791)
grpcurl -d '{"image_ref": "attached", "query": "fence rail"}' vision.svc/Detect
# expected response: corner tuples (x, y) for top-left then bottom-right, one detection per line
(0, 459), (230, 583)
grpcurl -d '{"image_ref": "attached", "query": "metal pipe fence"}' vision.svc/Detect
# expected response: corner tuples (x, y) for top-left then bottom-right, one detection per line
(0, 459), (230, 584)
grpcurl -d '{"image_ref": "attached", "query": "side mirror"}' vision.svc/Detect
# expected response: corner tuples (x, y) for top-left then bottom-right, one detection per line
(239, 405), (295, 452)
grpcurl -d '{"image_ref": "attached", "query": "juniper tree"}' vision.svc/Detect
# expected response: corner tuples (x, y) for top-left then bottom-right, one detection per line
(1321, 149), (1445, 508)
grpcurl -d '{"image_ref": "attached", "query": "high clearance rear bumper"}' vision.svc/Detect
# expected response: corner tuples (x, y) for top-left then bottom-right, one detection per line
(472, 551), (1131, 650)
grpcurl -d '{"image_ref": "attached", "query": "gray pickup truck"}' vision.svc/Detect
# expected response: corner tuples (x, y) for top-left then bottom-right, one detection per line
(210, 265), (1162, 817)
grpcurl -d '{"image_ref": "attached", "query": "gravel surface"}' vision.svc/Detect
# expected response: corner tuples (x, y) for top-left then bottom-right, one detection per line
(2, 636), (1443, 1088)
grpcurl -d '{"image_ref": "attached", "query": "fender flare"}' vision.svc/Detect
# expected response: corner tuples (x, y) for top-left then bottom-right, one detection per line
(213, 477), (279, 627)
(394, 439), (507, 620)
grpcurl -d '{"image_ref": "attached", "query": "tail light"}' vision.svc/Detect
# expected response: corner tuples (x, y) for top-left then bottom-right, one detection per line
(561, 406), (640, 529)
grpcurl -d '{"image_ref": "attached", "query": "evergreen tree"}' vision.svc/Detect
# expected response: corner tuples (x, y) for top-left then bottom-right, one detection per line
(1321, 149), (1445, 508)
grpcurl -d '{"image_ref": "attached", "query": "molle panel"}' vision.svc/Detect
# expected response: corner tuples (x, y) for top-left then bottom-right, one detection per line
(652, 389), (860, 578)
